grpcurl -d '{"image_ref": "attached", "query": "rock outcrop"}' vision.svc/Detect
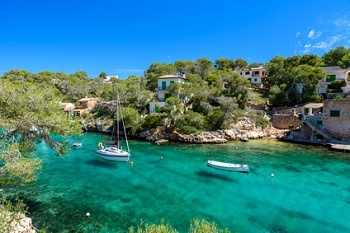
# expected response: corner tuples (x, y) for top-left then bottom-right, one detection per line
(81, 108), (287, 144)
(144, 117), (287, 144)
(1, 212), (36, 233)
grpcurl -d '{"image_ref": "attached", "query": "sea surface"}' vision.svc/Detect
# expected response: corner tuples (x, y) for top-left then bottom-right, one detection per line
(5, 133), (350, 233)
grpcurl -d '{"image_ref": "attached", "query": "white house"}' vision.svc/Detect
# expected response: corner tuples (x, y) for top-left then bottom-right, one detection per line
(149, 74), (187, 113)
(103, 75), (119, 84)
(240, 66), (267, 86)
(319, 66), (350, 94)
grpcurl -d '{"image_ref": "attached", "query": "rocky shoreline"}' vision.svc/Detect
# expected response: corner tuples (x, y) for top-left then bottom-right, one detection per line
(83, 116), (288, 144)
(1, 212), (36, 233)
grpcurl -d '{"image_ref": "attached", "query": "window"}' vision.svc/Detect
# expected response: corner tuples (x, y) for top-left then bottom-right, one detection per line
(254, 71), (259, 75)
(330, 110), (340, 117)
(326, 75), (336, 82)
(245, 71), (250, 75)
(254, 78), (257, 82)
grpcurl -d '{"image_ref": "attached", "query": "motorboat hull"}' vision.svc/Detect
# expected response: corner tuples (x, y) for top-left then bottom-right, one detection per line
(73, 142), (82, 147)
(207, 160), (249, 173)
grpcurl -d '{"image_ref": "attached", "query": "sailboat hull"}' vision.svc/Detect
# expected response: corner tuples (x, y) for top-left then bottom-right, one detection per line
(96, 147), (130, 162)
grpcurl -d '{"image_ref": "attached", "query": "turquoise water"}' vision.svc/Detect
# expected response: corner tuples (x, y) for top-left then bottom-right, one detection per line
(5, 133), (350, 233)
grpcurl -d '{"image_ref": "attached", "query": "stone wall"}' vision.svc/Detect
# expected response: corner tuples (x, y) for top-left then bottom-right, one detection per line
(271, 114), (302, 129)
(323, 98), (350, 140)
(272, 107), (302, 114)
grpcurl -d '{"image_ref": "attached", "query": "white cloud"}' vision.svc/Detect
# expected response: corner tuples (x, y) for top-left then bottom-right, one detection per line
(308, 29), (322, 39)
(312, 41), (328, 49)
(314, 35), (341, 49)
(302, 44), (311, 54)
(334, 17), (350, 27)
(296, 15), (350, 55)
(308, 30), (314, 38)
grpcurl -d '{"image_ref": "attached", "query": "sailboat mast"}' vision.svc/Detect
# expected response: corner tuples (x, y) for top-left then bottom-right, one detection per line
(116, 84), (130, 153)
(116, 85), (120, 149)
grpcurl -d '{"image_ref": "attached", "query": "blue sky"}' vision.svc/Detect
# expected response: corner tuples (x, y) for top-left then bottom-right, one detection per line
(1, 0), (350, 79)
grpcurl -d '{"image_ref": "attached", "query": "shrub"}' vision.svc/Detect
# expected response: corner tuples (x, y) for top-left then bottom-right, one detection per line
(328, 80), (346, 89)
(255, 117), (269, 128)
(178, 125), (199, 134)
(189, 218), (230, 233)
(176, 111), (205, 133)
(142, 115), (162, 129)
(128, 218), (231, 233)
(129, 218), (178, 233)
(333, 94), (344, 100)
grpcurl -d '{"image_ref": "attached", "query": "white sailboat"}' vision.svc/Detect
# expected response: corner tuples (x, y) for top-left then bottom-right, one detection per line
(96, 85), (130, 162)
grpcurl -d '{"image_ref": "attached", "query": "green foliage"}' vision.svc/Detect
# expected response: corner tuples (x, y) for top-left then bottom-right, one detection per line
(0, 80), (83, 185)
(328, 80), (346, 89)
(322, 46), (350, 66)
(204, 108), (225, 130)
(246, 110), (269, 129)
(189, 218), (230, 233)
(142, 115), (162, 129)
(333, 94), (345, 100)
(194, 58), (213, 78)
(175, 60), (195, 74)
(328, 89), (343, 93)
(0, 81), (83, 147)
(338, 52), (350, 69)
(223, 72), (250, 109)
(266, 58), (325, 106)
(177, 125), (199, 135)
(129, 218), (178, 233)
(235, 58), (248, 70)
(247, 88), (269, 105)
(215, 58), (236, 71)
(176, 110), (205, 133)
(128, 218), (230, 233)
(94, 104), (114, 117)
(249, 62), (264, 68)
(166, 97), (181, 106)
(300, 54), (324, 67)
(204, 73), (219, 86)
(268, 85), (286, 107)
(191, 95), (212, 115)
(122, 107), (143, 134)
(0, 140), (42, 185)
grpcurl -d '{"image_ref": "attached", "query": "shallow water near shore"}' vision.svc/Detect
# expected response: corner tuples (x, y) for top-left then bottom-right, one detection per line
(5, 133), (350, 232)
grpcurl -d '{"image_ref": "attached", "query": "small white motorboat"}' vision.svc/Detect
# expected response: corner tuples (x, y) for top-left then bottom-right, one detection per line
(207, 160), (249, 173)
(73, 142), (82, 147)
(153, 139), (169, 145)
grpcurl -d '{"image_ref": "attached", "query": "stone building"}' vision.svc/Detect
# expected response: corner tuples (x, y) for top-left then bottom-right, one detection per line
(323, 98), (350, 140)
(73, 97), (100, 116)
